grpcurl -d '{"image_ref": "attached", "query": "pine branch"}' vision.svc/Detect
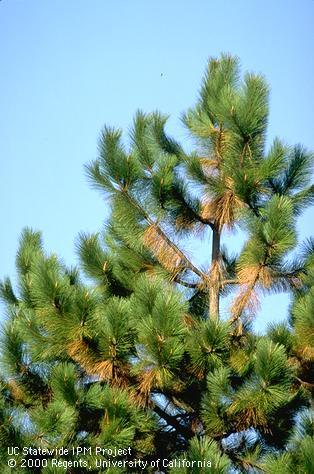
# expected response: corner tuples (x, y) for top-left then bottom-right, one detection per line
(222, 267), (304, 288)
(222, 279), (239, 285)
(173, 275), (199, 288)
(199, 216), (215, 229)
(209, 224), (221, 319)
(230, 271), (259, 323)
(122, 189), (205, 280)
(0, 277), (19, 305)
(295, 377), (314, 389)
(153, 403), (194, 439)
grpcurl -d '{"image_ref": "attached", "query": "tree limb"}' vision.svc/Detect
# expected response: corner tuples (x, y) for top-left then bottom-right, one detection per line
(173, 275), (199, 288)
(122, 190), (205, 280)
(153, 403), (194, 439)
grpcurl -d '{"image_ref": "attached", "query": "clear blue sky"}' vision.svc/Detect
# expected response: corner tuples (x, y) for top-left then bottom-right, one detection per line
(1, 0), (313, 331)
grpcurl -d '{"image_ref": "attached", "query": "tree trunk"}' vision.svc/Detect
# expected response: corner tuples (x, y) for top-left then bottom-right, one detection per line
(209, 224), (221, 319)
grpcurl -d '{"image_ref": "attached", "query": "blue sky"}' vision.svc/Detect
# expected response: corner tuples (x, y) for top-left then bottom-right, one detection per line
(1, 0), (313, 331)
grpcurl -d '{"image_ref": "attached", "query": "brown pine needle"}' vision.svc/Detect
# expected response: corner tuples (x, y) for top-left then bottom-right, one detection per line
(143, 225), (184, 272)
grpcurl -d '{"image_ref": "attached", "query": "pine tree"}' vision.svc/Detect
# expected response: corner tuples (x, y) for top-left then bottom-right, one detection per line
(0, 54), (313, 473)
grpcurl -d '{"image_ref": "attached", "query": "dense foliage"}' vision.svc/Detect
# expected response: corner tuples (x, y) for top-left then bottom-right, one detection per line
(1, 54), (313, 473)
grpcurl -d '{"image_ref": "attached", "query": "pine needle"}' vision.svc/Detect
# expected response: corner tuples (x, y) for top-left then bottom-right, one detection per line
(201, 189), (245, 230)
(143, 225), (184, 272)
(67, 340), (129, 385)
(231, 286), (260, 320)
